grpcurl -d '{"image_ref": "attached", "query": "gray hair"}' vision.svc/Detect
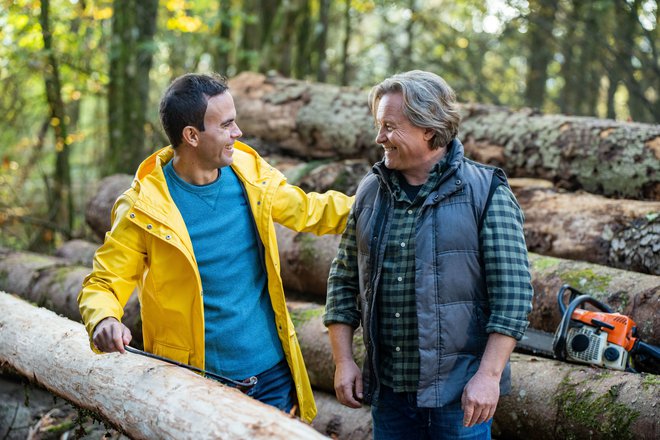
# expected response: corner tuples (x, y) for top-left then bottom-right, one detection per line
(368, 70), (461, 149)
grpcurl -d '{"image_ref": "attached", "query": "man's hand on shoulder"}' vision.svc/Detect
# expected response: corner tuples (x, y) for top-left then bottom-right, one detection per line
(92, 317), (132, 353)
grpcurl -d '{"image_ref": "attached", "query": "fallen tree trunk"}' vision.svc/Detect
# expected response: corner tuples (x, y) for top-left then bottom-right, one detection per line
(3, 289), (656, 440)
(509, 179), (660, 275)
(311, 390), (372, 440)
(228, 72), (660, 200)
(3, 240), (659, 346)
(0, 248), (143, 347)
(494, 353), (659, 440)
(0, 292), (327, 440)
(84, 172), (659, 276)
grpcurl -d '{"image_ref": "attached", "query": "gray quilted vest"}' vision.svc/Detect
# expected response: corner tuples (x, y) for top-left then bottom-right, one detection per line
(353, 139), (511, 407)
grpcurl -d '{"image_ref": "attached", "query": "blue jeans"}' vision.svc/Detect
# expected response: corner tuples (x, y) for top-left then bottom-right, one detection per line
(244, 359), (295, 413)
(371, 385), (492, 440)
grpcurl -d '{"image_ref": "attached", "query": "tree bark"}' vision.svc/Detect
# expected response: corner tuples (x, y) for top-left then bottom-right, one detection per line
(228, 72), (660, 200)
(0, 292), (328, 440)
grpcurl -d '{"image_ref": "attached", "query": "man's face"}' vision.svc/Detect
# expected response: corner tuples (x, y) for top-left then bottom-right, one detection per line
(196, 92), (242, 169)
(375, 92), (435, 181)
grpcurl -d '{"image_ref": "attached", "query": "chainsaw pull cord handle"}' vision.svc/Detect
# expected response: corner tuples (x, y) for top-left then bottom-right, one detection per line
(124, 346), (258, 389)
(553, 289), (614, 361)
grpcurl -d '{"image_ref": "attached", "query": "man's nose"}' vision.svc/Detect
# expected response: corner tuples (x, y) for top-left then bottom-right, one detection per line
(375, 128), (386, 144)
(232, 124), (243, 138)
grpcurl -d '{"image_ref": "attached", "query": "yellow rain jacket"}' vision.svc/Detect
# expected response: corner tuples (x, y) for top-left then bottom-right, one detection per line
(78, 142), (353, 422)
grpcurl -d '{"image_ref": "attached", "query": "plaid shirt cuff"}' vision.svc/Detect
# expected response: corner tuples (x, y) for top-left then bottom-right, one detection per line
(486, 314), (530, 340)
(322, 312), (360, 329)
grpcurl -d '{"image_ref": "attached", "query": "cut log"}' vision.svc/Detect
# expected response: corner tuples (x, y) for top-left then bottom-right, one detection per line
(228, 72), (380, 163)
(3, 290), (657, 440)
(509, 179), (660, 275)
(54, 238), (100, 265)
(2, 241), (658, 347)
(311, 390), (372, 440)
(493, 353), (659, 440)
(83, 171), (658, 276)
(0, 247), (143, 347)
(0, 292), (328, 440)
(228, 72), (660, 200)
(85, 174), (134, 241)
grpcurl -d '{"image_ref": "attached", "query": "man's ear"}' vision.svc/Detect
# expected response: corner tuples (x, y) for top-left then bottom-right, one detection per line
(423, 128), (435, 142)
(182, 126), (199, 146)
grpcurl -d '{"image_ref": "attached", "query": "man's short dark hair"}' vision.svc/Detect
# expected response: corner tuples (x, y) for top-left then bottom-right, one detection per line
(159, 73), (229, 148)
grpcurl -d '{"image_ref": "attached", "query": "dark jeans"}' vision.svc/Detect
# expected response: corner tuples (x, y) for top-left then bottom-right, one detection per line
(371, 385), (492, 440)
(244, 359), (295, 413)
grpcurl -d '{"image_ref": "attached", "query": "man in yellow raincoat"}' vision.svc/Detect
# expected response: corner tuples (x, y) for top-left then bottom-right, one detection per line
(78, 73), (353, 423)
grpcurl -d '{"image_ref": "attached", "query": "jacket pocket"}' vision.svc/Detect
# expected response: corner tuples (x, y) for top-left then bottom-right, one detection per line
(152, 340), (191, 364)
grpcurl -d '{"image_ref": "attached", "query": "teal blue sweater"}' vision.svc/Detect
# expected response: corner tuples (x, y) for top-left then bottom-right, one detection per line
(164, 162), (284, 379)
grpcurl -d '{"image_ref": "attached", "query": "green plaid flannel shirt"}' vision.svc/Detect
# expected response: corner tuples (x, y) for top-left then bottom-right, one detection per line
(324, 161), (533, 392)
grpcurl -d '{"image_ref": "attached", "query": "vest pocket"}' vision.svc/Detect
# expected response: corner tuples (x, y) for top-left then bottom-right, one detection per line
(152, 340), (191, 364)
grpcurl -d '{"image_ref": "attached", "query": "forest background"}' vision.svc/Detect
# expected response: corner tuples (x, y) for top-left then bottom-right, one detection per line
(0, 0), (658, 252)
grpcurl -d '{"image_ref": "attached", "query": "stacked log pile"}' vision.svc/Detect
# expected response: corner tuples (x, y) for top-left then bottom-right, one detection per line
(0, 73), (658, 439)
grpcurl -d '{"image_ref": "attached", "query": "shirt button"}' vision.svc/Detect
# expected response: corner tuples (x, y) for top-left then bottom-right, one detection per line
(395, 346), (401, 352)
(395, 312), (400, 318)
(147, 224), (153, 229)
(400, 242), (406, 248)
(129, 213), (135, 218)
(165, 235), (172, 240)
(397, 277), (403, 282)
(407, 210), (413, 215)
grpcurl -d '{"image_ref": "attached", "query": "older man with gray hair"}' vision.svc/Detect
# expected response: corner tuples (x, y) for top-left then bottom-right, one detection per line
(323, 70), (533, 439)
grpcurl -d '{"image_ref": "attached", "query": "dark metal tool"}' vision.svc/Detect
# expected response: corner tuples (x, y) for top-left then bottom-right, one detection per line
(124, 345), (257, 390)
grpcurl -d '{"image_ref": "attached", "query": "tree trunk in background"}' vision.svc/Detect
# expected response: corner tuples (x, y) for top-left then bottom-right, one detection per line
(107, 0), (158, 175)
(237, 0), (261, 72)
(524, 0), (558, 110)
(557, 0), (580, 115)
(613, 0), (658, 122)
(228, 72), (660, 200)
(294, 0), (312, 79)
(0, 293), (328, 440)
(215, 0), (232, 74)
(340, 0), (352, 85)
(316, 0), (330, 82)
(39, 0), (73, 244)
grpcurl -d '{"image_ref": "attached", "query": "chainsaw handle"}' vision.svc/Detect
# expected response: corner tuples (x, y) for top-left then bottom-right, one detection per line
(557, 284), (613, 315)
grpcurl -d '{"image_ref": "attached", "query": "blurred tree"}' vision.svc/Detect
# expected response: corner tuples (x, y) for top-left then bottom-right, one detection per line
(38, 0), (72, 249)
(106, 0), (158, 175)
(524, 0), (558, 109)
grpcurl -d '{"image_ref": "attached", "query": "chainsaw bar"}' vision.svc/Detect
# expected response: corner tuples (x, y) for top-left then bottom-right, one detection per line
(515, 328), (556, 358)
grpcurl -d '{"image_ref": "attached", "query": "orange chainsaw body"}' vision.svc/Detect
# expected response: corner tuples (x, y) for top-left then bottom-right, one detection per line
(571, 309), (637, 352)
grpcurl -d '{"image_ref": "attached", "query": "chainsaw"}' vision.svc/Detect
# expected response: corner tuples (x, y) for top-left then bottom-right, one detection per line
(517, 284), (660, 374)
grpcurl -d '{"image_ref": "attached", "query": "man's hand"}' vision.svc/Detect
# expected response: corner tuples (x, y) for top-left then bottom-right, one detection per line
(460, 370), (500, 427)
(333, 359), (363, 408)
(92, 317), (132, 353)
